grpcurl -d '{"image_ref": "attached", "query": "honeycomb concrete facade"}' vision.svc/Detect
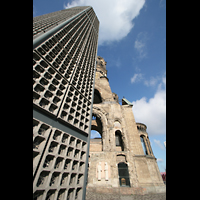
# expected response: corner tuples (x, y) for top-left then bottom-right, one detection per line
(87, 56), (166, 195)
(33, 6), (99, 200)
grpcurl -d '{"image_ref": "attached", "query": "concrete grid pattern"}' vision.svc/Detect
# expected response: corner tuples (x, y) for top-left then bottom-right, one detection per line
(33, 6), (99, 133)
(33, 6), (99, 200)
(33, 6), (91, 38)
(33, 118), (88, 199)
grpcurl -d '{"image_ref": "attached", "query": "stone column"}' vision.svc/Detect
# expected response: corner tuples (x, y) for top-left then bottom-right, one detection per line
(105, 162), (108, 181)
(143, 136), (150, 155)
(146, 138), (153, 156)
(97, 162), (101, 181)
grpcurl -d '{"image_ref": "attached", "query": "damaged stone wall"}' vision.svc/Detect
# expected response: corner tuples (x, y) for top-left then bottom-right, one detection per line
(87, 56), (165, 194)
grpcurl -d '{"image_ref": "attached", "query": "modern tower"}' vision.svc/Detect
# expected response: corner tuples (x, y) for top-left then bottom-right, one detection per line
(87, 56), (165, 196)
(33, 6), (99, 200)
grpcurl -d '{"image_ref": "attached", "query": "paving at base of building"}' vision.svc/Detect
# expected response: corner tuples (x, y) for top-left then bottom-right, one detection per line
(86, 186), (166, 200)
(86, 189), (166, 200)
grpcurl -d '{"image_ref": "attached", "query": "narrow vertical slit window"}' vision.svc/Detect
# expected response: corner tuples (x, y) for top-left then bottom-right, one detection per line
(140, 135), (148, 155)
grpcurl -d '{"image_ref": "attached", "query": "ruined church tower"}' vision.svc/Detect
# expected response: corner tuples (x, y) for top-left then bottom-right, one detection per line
(87, 56), (165, 195)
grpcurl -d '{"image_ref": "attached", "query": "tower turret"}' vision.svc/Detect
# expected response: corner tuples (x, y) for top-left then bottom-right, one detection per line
(93, 56), (114, 103)
(96, 56), (107, 76)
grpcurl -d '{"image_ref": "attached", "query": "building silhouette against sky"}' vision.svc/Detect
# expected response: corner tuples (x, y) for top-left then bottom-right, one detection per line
(87, 56), (165, 196)
(33, 5), (165, 200)
(33, 6), (99, 200)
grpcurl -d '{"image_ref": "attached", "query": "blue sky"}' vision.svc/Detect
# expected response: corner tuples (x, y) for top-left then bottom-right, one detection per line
(33, 0), (166, 172)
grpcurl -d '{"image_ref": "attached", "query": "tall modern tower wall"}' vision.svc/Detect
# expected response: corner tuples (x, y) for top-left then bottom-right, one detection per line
(33, 6), (99, 200)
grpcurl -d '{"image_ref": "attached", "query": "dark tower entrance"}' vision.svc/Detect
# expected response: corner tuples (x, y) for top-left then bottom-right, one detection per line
(118, 162), (130, 187)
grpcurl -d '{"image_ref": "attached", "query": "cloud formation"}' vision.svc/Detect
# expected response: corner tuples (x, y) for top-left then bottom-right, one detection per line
(130, 73), (164, 87)
(157, 158), (164, 162)
(64, 0), (145, 45)
(130, 73), (143, 83)
(144, 76), (162, 87)
(134, 32), (148, 59)
(154, 139), (165, 150)
(132, 75), (166, 136)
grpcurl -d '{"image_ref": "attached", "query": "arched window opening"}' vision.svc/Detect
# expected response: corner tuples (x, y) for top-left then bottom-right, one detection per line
(115, 130), (124, 151)
(146, 137), (153, 156)
(90, 113), (103, 151)
(93, 89), (102, 104)
(90, 129), (102, 152)
(140, 135), (148, 155)
(118, 162), (130, 187)
(91, 114), (102, 135)
(90, 130), (101, 139)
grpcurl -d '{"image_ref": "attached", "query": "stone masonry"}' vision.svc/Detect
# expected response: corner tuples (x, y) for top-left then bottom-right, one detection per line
(86, 56), (166, 195)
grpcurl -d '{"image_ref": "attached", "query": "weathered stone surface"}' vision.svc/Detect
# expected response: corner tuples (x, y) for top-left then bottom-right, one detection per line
(87, 56), (166, 195)
(86, 189), (166, 200)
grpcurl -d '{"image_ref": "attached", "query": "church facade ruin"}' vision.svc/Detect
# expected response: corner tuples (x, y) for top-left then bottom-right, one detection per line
(87, 56), (165, 195)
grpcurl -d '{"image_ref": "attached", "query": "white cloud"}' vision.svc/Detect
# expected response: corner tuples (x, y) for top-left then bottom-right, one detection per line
(134, 32), (148, 59)
(131, 73), (143, 83)
(159, 0), (165, 8)
(132, 75), (166, 136)
(131, 74), (166, 87)
(144, 76), (160, 87)
(64, 0), (146, 45)
(157, 158), (163, 162)
(154, 139), (165, 150)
